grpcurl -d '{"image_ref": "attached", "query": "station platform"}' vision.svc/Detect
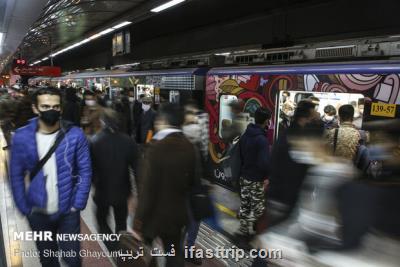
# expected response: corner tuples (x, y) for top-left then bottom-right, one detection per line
(0, 129), (253, 267)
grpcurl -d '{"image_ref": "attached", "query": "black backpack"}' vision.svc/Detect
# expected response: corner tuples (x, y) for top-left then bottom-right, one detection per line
(354, 130), (382, 179)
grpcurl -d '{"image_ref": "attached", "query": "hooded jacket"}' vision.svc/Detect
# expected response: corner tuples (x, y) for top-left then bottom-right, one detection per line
(10, 118), (92, 215)
(239, 123), (270, 182)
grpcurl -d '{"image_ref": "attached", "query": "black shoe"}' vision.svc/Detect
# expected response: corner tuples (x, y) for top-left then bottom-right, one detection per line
(233, 232), (253, 250)
(185, 256), (203, 265)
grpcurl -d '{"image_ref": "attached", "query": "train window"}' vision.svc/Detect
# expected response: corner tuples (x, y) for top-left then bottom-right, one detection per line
(219, 95), (238, 138)
(136, 84), (154, 98)
(277, 91), (365, 136)
(169, 90), (180, 104)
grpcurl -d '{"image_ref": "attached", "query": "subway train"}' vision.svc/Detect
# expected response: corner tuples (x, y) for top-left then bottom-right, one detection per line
(30, 61), (400, 190)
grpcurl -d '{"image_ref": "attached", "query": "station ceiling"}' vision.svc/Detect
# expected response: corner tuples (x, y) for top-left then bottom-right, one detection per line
(18, 0), (149, 61)
(3, 0), (400, 73)
(10, 0), (324, 65)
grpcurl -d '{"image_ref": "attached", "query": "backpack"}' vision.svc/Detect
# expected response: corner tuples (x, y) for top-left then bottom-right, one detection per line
(354, 130), (382, 179)
(221, 136), (242, 189)
(334, 128), (382, 179)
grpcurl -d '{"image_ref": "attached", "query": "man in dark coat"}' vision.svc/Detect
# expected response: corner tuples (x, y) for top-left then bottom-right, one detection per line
(133, 103), (196, 267)
(90, 108), (138, 236)
(135, 96), (156, 144)
(236, 107), (271, 239)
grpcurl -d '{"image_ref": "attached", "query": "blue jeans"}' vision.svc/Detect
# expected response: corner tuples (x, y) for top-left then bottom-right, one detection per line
(27, 211), (81, 267)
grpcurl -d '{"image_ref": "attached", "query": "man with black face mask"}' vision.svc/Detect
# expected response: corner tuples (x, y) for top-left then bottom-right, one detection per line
(10, 87), (92, 267)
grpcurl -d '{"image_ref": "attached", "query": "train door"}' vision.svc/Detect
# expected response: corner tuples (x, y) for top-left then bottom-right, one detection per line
(275, 90), (365, 138)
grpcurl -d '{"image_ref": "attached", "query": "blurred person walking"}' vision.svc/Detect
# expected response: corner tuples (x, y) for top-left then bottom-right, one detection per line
(182, 101), (210, 265)
(133, 103), (197, 267)
(14, 89), (35, 129)
(269, 100), (321, 225)
(337, 119), (400, 250)
(62, 87), (81, 126)
(10, 87), (92, 267)
(90, 109), (138, 245)
(80, 90), (102, 137)
(235, 107), (271, 241)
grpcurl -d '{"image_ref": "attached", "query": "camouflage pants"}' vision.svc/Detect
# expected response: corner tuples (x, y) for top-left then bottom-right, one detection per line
(239, 177), (265, 235)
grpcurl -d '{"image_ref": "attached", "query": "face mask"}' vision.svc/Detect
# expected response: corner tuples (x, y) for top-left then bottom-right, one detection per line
(285, 111), (294, 117)
(359, 108), (364, 115)
(39, 110), (60, 126)
(324, 115), (334, 121)
(142, 103), (151, 112)
(129, 97), (135, 103)
(85, 100), (96, 106)
(106, 100), (113, 107)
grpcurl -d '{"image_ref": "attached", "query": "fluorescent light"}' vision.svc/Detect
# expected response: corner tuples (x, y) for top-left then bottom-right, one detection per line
(46, 22), (128, 59)
(88, 33), (101, 40)
(112, 21), (132, 29)
(41, 57), (49, 61)
(151, 0), (186, 12)
(0, 32), (3, 46)
(215, 52), (231, 56)
(98, 28), (114, 36)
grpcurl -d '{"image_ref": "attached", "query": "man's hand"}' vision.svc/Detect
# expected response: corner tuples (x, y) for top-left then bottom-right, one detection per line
(263, 179), (270, 191)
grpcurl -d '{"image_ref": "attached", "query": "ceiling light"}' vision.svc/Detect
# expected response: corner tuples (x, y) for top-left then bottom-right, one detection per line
(98, 28), (114, 36)
(151, 0), (186, 13)
(0, 32), (4, 47)
(112, 21), (132, 29)
(41, 57), (49, 61)
(214, 52), (231, 56)
(88, 33), (101, 40)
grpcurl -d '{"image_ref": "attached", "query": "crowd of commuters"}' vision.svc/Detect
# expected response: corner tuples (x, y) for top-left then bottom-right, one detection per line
(1, 84), (211, 267)
(0, 84), (399, 267)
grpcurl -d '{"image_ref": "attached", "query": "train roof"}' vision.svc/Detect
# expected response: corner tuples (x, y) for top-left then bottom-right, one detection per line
(54, 68), (208, 80)
(208, 61), (400, 75)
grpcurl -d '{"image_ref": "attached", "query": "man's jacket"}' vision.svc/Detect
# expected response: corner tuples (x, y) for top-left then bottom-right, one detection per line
(239, 123), (270, 182)
(10, 118), (92, 215)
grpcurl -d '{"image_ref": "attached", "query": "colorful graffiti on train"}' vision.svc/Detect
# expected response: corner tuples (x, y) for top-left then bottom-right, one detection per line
(205, 73), (400, 166)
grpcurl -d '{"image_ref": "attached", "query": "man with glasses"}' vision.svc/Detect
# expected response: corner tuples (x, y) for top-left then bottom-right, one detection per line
(10, 87), (92, 267)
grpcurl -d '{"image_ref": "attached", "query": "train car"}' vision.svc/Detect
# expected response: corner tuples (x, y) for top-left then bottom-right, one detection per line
(205, 61), (400, 190)
(30, 68), (208, 107)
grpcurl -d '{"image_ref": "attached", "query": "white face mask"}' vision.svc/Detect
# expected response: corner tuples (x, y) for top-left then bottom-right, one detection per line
(85, 100), (96, 106)
(128, 97), (134, 103)
(324, 115), (334, 121)
(285, 111), (294, 117)
(142, 103), (151, 112)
